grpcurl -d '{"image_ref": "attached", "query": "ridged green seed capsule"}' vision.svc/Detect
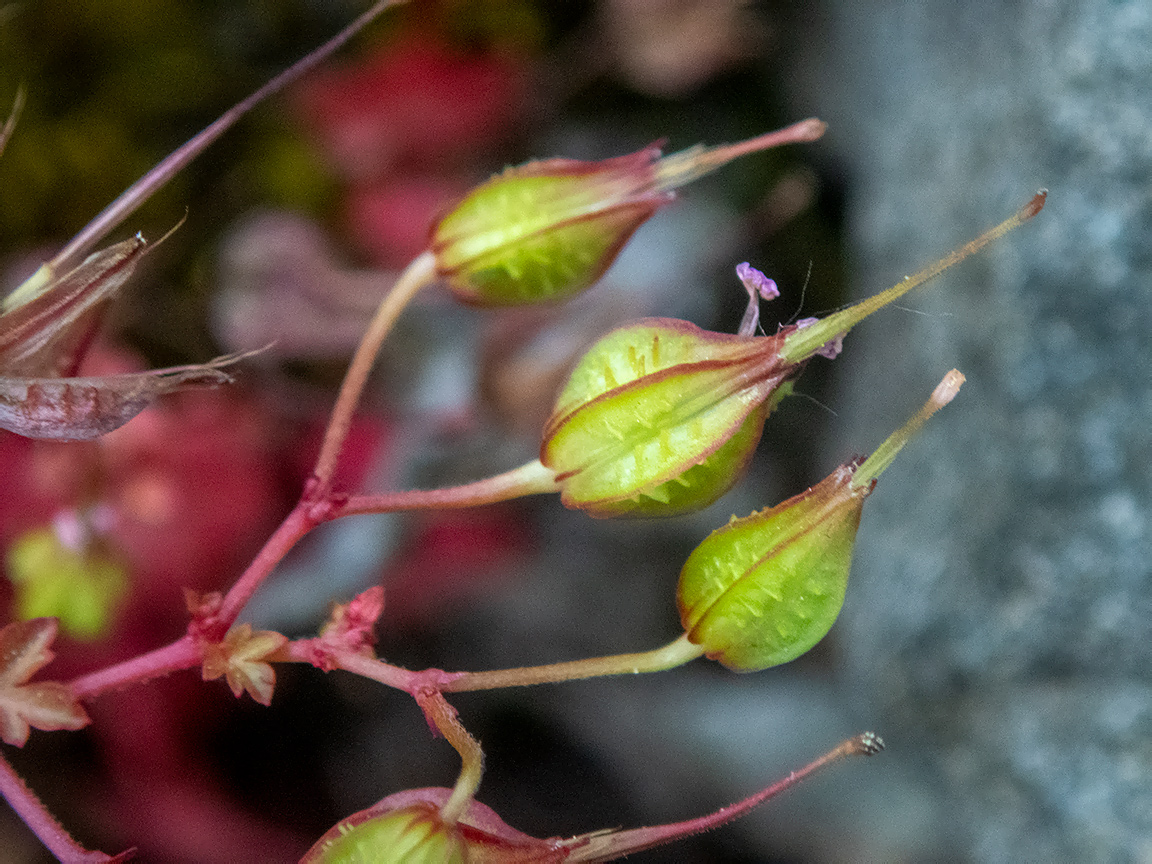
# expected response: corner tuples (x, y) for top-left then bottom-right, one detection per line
(431, 148), (668, 306)
(541, 319), (806, 517)
(678, 370), (966, 671)
(430, 120), (827, 306)
(304, 804), (468, 864)
(678, 462), (868, 671)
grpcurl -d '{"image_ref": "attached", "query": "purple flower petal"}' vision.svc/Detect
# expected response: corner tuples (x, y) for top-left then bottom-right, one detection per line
(735, 262), (780, 301)
(735, 263), (779, 337)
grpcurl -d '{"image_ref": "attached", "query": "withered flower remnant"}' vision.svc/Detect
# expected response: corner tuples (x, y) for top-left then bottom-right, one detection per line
(0, 354), (248, 441)
(0, 234), (254, 441)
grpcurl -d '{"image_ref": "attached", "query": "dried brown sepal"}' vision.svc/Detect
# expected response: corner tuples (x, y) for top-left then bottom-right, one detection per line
(0, 353), (248, 441)
(0, 237), (146, 377)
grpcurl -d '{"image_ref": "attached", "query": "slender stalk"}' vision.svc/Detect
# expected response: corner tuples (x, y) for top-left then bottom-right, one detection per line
(414, 690), (485, 825)
(780, 190), (1047, 363)
(853, 369), (965, 489)
(46, 0), (402, 276)
(0, 750), (130, 862)
(69, 636), (201, 701)
(655, 118), (827, 190)
(571, 733), (885, 862)
(0, 86), (24, 159)
(337, 458), (560, 517)
(312, 251), (438, 492)
(215, 502), (320, 628)
(441, 634), (705, 692)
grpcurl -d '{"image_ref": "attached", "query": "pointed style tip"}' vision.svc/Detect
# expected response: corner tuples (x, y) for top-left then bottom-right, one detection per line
(1021, 188), (1047, 221)
(796, 118), (829, 142)
(930, 369), (965, 408)
(851, 731), (885, 757)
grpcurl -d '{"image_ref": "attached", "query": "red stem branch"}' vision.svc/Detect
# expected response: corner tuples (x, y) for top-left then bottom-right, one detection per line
(215, 502), (321, 629)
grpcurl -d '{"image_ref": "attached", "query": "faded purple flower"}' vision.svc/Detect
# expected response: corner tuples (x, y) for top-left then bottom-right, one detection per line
(735, 262), (779, 301)
(735, 263), (779, 337)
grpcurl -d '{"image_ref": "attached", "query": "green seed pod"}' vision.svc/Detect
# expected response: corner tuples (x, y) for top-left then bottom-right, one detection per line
(302, 789), (569, 864)
(431, 148), (669, 306)
(678, 370), (966, 671)
(305, 803), (469, 864)
(541, 318), (806, 517)
(678, 462), (868, 671)
(429, 120), (827, 306)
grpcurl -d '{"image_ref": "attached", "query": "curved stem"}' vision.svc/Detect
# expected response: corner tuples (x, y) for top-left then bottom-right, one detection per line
(441, 634), (705, 692)
(312, 251), (437, 492)
(570, 733), (884, 862)
(0, 750), (131, 863)
(414, 690), (484, 825)
(337, 459), (559, 517)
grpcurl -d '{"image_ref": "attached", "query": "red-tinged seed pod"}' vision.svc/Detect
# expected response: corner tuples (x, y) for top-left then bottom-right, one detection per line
(540, 317), (810, 517)
(678, 461), (868, 670)
(538, 201), (1037, 519)
(303, 731), (885, 864)
(429, 120), (826, 306)
(548, 190), (1048, 514)
(678, 371), (965, 671)
(302, 789), (569, 864)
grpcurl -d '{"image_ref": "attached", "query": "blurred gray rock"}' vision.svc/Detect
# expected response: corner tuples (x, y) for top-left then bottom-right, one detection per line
(791, 2), (1152, 861)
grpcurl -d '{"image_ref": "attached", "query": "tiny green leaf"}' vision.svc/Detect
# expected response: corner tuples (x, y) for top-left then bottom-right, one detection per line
(6, 526), (128, 640)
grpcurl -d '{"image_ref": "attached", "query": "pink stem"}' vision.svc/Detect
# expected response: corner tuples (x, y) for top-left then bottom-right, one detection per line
(571, 733), (884, 862)
(328, 650), (429, 692)
(273, 640), (419, 691)
(69, 636), (201, 701)
(0, 750), (133, 862)
(68, 498), (318, 699)
(215, 502), (320, 628)
(337, 459), (559, 517)
(311, 252), (437, 492)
